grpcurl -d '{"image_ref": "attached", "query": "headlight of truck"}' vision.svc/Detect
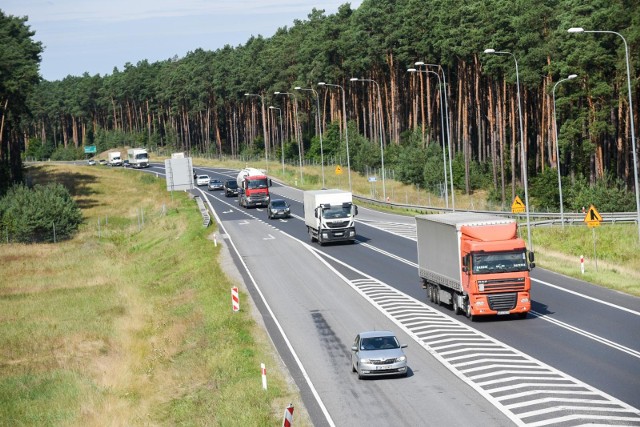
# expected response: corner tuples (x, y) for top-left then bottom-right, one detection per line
(520, 297), (530, 303)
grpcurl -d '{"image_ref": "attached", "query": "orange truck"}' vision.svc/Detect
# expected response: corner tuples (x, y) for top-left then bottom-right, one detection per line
(416, 212), (534, 320)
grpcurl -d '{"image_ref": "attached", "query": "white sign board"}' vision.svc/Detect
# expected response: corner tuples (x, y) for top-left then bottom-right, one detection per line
(165, 157), (194, 191)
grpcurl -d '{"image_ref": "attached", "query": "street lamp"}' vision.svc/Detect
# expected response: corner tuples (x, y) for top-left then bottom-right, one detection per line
(244, 93), (269, 172)
(483, 48), (533, 252)
(318, 82), (352, 191)
(269, 106), (285, 174)
(568, 27), (640, 243)
(274, 91), (303, 183)
(295, 86), (325, 188)
(350, 77), (387, 201)
(552, 73), (578, 229)
(408, 67), (449, 209)
(421, 62), (455, 211)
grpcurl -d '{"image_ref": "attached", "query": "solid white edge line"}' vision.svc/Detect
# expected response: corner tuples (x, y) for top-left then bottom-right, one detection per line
(201, 191), (336, 427)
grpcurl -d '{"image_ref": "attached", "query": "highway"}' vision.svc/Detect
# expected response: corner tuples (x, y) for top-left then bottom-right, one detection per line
(154, 164), (640, 426)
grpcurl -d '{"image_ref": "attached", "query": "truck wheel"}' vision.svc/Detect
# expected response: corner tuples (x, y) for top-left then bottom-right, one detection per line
(308, 228), (317, 243)
(452, 294), (461, 315)
(465, 302), (475, 321)
(428, 285), (435, 303)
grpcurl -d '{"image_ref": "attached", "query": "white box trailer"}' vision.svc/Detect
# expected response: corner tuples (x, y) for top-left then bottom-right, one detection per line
(303, 189), (358, 245)
(107, 151), (122, 166)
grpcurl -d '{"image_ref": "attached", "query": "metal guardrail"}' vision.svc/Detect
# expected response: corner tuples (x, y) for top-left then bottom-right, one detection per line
(195, 196), (211, 227)
(352, 194), (637, 226)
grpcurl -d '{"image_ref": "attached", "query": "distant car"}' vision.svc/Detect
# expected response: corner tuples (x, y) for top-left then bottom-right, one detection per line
(99, 159), (106, 165)
(223, 180), (239, 197)
(122, 159), (130, 167)
(351, 331), (408, 379)
(87, 159), (96, 166)
(207, 178), (224, 191)
(267, 199), (291, 219)
(196, 175), (210, 186)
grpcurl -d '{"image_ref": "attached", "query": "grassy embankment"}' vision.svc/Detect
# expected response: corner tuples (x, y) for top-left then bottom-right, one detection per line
(0, 164), (311, 426)
(188, 155), (640, 297)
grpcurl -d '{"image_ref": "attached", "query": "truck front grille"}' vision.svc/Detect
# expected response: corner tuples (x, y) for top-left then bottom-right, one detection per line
(479, 278), (526, 293)
(487, 293), (517, 311)
(327, 221), (350, 228)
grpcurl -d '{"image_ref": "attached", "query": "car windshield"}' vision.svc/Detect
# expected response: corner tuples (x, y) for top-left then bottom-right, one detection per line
(360, 336), (399, 351)
(271, 200), (287, 208)
(472, 251), (529, 274)
(210, 180), (220, 183)
(322, 205), (351, 219)
(226, 181), (237, 188)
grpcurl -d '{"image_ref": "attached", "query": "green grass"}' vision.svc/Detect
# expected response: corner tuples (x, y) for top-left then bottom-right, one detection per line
(0, 164), (310, 426)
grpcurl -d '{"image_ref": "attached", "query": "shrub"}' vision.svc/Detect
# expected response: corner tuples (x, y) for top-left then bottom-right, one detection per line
(0, 183), (83, 243)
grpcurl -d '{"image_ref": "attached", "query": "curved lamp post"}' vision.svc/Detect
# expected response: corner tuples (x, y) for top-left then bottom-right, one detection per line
(552, 73), (578, 229)
(318, 82), (352, 191)
(483, 48), (533, 252)
(568, 27), (640, 243)
(275, 91), (303, 183)
(420, 61), (455, 210)
(408, 67), (449, 209)
(269, 106), (285, 174)
(244, 92), (269, 172)
(295, 86), (325, 187)
(350, 77), (387, 201)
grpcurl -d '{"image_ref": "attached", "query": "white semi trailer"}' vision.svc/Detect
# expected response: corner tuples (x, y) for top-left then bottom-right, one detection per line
(303, 189), (358, 245)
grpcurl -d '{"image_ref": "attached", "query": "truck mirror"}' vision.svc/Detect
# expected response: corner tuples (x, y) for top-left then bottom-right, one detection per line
(268, 178), (272, 187)
(462, 266), (468, 273)
(529, 262), (536, 269)
(314, 208), (318, 218)
(528, 251), (535, 263)
(353, 205), (358, 216)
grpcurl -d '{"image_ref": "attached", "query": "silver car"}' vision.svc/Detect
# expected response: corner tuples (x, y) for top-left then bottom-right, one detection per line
(351, 331), (408, 379)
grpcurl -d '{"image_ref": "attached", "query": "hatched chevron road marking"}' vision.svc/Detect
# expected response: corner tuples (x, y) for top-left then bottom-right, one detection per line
(349, 277), (640, 426)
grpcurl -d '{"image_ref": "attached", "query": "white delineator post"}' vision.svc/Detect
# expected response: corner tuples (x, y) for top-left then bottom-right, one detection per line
(282, 403), (294, 427)
(231, 287), (239, 312)
(261, 363), (267, 390)
(580, 255), (584, 274)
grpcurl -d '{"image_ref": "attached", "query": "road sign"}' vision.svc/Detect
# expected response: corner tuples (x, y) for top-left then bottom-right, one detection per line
(84, 145), (96, 154)
(511, 195), (526, 213)
(368, 176), (377, 182)
(584, 204), (602, 228)
(335, 165), (343, 175)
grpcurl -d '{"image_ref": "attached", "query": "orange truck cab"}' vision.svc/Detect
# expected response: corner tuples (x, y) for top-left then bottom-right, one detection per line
(416, 212), (534, 320)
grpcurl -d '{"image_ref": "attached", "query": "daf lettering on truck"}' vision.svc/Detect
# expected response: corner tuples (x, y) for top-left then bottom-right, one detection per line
(236, 168), (271, 208)
(127, 148), (149, 168)
(416, 212), (534, 320)
(303, 189), (358, 245)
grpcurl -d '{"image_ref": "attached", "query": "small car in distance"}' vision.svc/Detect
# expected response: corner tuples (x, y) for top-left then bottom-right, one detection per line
(267, 199), (291, 219)
(223, 180), (239, 197)
(122, 159), (131, 168)
(207, 178), (224, 191)
(87, 159), (96, 166)
(196, 175), (210, 186)
(351, 331), (408, 379)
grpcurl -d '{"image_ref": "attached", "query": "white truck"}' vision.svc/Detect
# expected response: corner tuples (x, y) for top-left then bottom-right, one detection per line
(303, 189), (358, 245)
(108, 151), (122, 166)
(127, 148), (149, 168)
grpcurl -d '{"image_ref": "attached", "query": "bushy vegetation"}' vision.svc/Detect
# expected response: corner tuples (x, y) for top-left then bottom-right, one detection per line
(0, 183), (83, 243)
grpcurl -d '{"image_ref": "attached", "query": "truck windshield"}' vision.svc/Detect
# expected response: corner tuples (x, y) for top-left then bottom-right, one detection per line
(322, 205), (351, 219)
(472, 251), (528, 274)
(247, 178), (268, 189)
(135, 153), (148, 160)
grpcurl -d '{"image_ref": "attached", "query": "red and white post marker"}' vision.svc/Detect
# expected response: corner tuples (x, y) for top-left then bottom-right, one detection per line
(261, 363), (267, 390)
(282, 403), (294, 427)
(580, 255), (585, 274)
(231, 287), (239, 312)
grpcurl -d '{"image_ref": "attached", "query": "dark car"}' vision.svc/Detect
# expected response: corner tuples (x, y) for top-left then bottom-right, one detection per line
(122, 159), (131, 167)
(223, 180), (239, 197)
(208, 178), (224, 191)
(267, 199), (291, 219)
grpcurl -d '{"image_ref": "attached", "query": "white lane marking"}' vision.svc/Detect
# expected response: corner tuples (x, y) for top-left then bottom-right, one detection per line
(263, 234), (275, 240)
(529, 310), (640, 359)
(203, 197), (336, 427)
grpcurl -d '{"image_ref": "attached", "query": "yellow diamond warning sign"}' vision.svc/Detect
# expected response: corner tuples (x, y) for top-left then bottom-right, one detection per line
(335, 165), (343, 175)
(511, 195), (526, 213)
(584, 204), (602, 227)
